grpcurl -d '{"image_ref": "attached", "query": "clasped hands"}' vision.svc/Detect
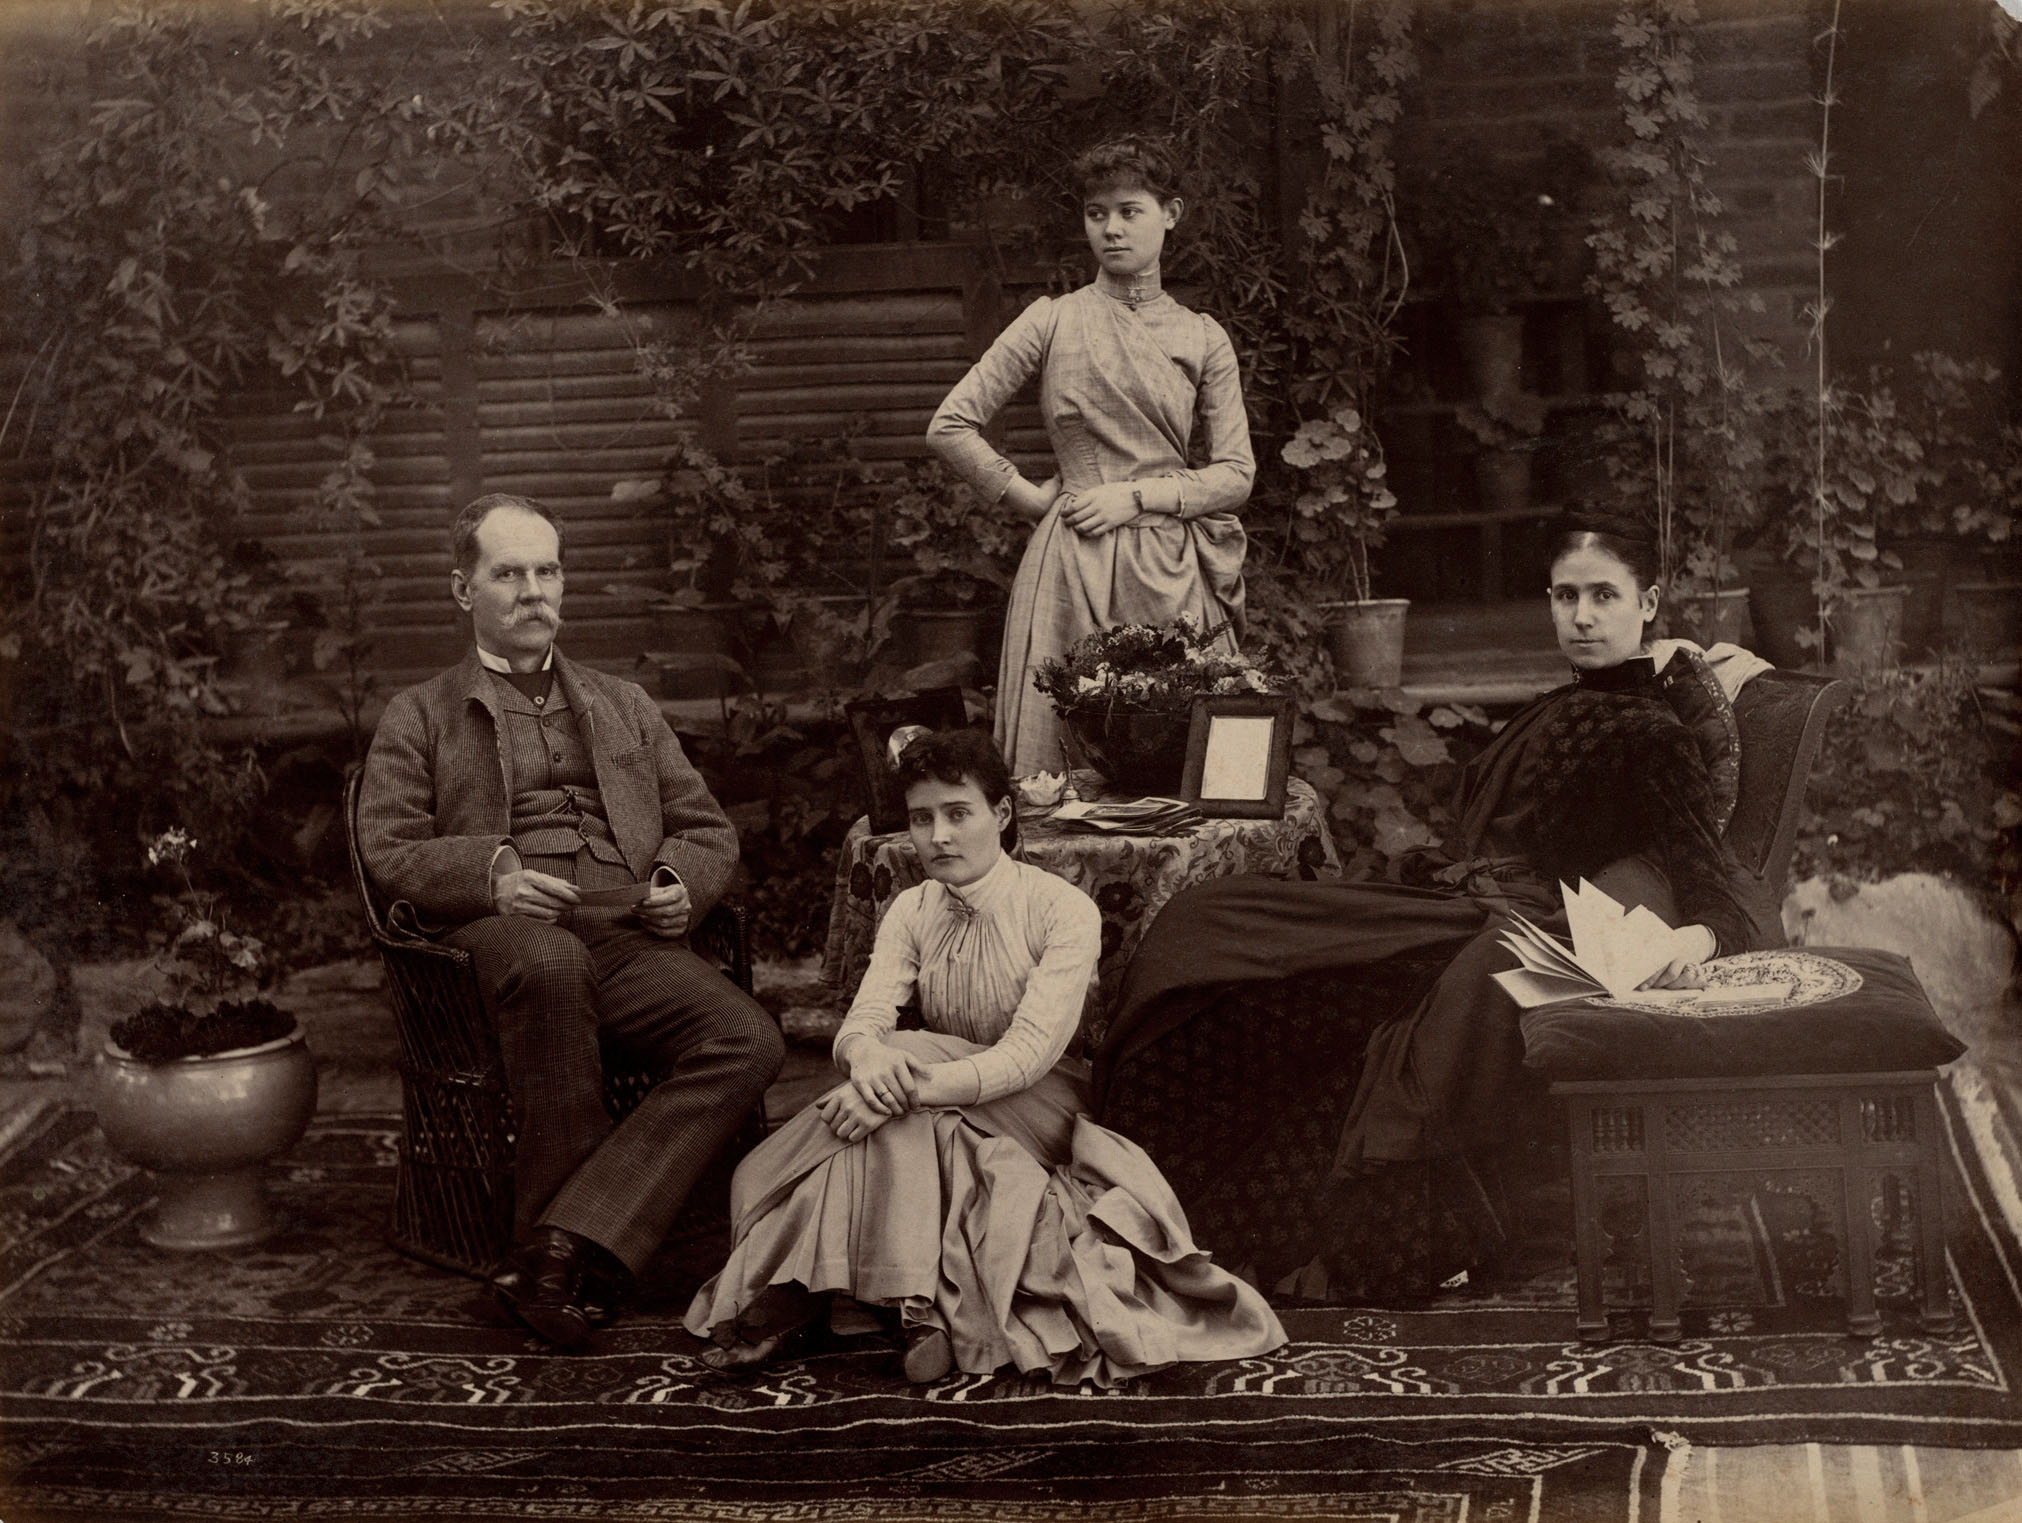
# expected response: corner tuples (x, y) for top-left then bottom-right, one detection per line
(815, 1039), (937, 1144)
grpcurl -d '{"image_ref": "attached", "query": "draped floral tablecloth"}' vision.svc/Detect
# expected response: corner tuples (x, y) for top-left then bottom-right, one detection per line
(822, 776), (1342, 1050)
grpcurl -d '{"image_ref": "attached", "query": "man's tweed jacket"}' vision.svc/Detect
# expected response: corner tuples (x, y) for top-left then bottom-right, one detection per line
(358, 647), (737, 922)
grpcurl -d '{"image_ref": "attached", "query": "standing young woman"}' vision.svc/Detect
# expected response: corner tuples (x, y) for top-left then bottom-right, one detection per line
(1095, 518), (1773, 1299)
(684, 729), (1283, 1385)
(928, 137), (1254, 777)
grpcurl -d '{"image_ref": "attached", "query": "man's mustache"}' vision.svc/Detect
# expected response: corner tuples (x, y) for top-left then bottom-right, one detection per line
(510, 607), (558, 625)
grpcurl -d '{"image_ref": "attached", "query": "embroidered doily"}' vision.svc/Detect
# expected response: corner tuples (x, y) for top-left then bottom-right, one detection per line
(1589, 949), (1864, 1018)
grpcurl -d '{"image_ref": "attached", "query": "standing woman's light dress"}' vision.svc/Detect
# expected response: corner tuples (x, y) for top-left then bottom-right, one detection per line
(928, 269), (1254, 777)
(682, 853), (1284, 1386)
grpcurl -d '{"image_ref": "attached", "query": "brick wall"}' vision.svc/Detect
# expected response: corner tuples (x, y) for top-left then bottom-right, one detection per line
(1405, 0), (1820, 367)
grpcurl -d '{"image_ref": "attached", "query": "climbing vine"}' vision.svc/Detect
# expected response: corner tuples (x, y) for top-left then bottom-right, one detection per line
(1588, 0), (1766, 596)
(3, 0), (416, 950)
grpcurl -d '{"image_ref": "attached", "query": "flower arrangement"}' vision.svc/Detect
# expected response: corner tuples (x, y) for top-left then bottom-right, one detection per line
(1033, 617), (1278, 794)
(1281, 404), (1399, 605)
(113, 827), (292, 1062)
(1034, 617), (1276, 722)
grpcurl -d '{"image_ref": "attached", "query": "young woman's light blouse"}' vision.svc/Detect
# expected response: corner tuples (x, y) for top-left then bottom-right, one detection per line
(832, 853), (1101, 1107)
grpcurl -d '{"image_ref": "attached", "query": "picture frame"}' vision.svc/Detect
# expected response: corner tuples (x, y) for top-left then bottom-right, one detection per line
(844, 687), (972, 834)
(1180, 692), (1294, 819)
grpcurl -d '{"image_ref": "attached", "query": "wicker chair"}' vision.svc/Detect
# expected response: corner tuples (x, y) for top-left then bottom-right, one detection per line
(342, 766), (769, 1278)
(1723, 668), (1851, 944)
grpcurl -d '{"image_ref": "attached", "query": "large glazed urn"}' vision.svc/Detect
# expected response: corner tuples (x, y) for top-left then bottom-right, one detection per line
(94, 1027), (318, 1250)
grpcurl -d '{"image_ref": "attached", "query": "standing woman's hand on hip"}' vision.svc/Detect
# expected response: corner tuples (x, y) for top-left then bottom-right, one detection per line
(1005, 474), (1062, 524)
(1058, 482), (1142, 536)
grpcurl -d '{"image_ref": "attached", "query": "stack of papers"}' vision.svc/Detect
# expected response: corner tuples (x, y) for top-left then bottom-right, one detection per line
(1493, 879), (1793, 1010)
(1047, 797), (1201, 835)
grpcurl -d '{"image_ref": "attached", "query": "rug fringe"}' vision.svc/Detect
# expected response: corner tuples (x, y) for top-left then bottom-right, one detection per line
(1652, 1428), (1692, 1523)
(0, 1093), (65, 1169)
(1948, 1061), (2022, 1241)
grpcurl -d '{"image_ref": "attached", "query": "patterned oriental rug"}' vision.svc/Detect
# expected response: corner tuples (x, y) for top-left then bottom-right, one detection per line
(0, 1095), (2017, 1522)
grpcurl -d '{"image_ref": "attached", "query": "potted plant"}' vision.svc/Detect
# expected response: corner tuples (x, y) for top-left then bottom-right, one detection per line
(1764, 372), (1940, 673)
(1864, 351), (2007, 658)
(1456, 389), (1550, 516)
(1281, 403), (1409, 687)
(1033, 617), (1278, 796)
(883, 459), (1020, 668)
(608, 441), (766, 699)
(1892, 352), (2018, 658)
(93, 828), (317, 1250)
(1403, 153), (1565, 397)
(1664, 375), (1775, 647)
(1952, 413), (2021, 656)
(750, 431), (894, 692)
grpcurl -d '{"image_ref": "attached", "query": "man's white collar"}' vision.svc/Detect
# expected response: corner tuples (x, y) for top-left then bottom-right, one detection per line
(475, 645), (553, 674)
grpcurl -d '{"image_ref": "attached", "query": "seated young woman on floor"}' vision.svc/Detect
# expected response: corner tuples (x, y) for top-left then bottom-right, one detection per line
(684, 727), (1285, 1385)
(1093, 515), (1774, 1303)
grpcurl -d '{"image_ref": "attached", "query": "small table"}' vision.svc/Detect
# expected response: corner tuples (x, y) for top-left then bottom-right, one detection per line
(1520, 945), (1966, 1346)
(822, 775), (1343, 1048)
(1556, 1070), (1956, 1345)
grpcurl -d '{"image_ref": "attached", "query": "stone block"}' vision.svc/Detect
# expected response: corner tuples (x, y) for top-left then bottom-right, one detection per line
(1784, 873), (2018, 1052)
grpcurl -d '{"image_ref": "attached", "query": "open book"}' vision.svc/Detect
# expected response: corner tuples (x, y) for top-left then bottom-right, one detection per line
(1492, 879), (1793, 1010)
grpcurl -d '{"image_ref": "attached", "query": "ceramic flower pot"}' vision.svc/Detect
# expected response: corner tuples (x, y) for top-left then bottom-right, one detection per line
(1474, 447), (1533, 514)
(93, 1026), (318, 1250)
(1064, 708), (1192, 797)
(1322, 598), (1412, 689)
(906, 606), (989, 666)
(1458, 313), (1526, 399)
(1747, 571), (1821, 670)
(1671, 587), (1753, 649)
(1953, 581), (2022, 657)
(1829, 584), (1909, 675)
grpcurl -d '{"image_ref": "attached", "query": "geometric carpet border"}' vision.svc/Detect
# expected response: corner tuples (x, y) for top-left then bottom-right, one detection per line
(0, 1078), (2016, 1523)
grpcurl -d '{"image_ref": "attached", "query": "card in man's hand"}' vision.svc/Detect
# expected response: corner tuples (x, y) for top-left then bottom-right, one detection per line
(573, 882), (652, 913)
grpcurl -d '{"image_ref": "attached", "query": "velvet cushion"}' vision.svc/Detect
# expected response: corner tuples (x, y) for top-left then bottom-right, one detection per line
(1520, 946), (1965, 1081)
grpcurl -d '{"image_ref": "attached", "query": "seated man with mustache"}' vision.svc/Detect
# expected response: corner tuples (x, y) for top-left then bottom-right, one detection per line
(357, 492), (782, 1348)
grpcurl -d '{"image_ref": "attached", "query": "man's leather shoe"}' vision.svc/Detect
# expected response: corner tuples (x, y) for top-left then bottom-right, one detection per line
(488, 1258), (617, 1329)
(491, 1227), (609, 1350)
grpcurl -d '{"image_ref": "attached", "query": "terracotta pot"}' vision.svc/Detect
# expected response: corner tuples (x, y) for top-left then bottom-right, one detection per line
(1671, 587), (1753, 648)
(1543, 222), (1591, 291)
(1747, 572), (1821, 670)
(1064, 708), (1192, 797)
(1459, 313), (1526, 398)
(1475, 447), (1533, 514)
(94, 1027), (318, 1250)
(1829, 584), (1908, 675)
(906, 607), (989, 666)
(1888, 537), (1956, 659)
(1953, 581), (2022, 657)
(1323, 598), (1412, 689)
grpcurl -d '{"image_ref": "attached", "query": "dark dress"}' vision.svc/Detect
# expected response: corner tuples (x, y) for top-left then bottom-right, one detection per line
(1093, 656), (1767, 1300)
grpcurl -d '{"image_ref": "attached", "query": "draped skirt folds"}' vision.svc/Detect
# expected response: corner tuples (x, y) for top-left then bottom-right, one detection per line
(681, 1030), (1285, 1387)
(994, 510), (1247, 779)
